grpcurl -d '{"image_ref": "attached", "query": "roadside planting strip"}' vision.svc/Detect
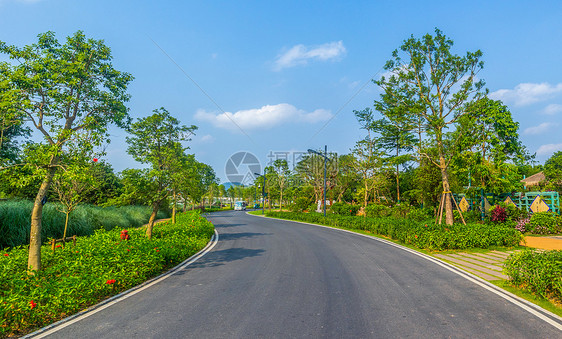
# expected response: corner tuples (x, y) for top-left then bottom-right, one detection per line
(24, 230), (220, 339)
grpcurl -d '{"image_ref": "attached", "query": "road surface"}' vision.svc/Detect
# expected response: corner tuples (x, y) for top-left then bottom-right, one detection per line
(31, 210), (562, 338)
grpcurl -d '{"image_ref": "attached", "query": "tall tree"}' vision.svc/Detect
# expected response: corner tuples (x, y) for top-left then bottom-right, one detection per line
(126, 107), (196, 238)
(272, 159), (290, 211)
(452, 97), (528, 192)
(544, 151), (562, 191)
(375, 28), (485, 224)
(0, 31), (132, 272)
(371, 118), (416, 202)
(51, 142), (99, 243)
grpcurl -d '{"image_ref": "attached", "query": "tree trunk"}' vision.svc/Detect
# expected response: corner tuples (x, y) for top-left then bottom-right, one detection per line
(439, 156), (454, 225)
(172, 190), (177, 224)
(363, 180), (368, 209)
(280, 190), (283, 211)
(146, 201), (160, 239)
(28, 163), (58, 273)
(63, 211), (70, 246)
(396, 146), (400, 202)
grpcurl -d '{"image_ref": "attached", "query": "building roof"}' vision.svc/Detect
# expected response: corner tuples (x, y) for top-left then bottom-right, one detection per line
(521, 171), (546, 187)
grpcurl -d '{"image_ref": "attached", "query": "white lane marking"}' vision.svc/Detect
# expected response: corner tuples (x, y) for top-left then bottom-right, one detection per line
(26, 230), (219, 338)
(251, 214), (562, 331)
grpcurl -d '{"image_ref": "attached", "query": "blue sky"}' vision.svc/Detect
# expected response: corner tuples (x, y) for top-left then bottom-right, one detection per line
(2, 0), (562, 184)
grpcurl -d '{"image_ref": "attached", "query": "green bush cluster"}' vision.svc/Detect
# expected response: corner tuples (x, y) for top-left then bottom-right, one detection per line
(265, 212), (522, 250)
(329, 202), (360, 216)
(0, 211), (214, 337)
(288, 197), (311, 212)
(364, 204), (390, 218)
(528, 212), (562, 234)
(0, 200), (169, 249)
(504, 250), (562, 301)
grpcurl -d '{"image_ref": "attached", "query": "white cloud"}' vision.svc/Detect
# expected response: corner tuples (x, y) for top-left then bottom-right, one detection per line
(524, 122), (558, 135)
(199, 134), (215, 143)
(543, 103), (562, 115)
(490, 82), (562, 106)
(273, 41), (346, 71)
(194, 103), (332, 131)
(536, 143), (562, 156)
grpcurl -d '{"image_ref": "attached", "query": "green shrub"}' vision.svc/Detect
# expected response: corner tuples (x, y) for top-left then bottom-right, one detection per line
(364, 204), (390, 218)
(390, 203), (410, 218)
(329, 202), (360, 216)
(529, 212), (560, 234)
(265, 211), (522, 251)
(504, 250), (562, 301)
(289, 197), (311, 212)
(0, 211), (213, 337)
(406, 208), (433, 222)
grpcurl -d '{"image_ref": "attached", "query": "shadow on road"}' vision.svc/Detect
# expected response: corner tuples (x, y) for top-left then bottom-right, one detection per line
(177, 247), (265, 271)
(212, 223), (246, 228)
(219, 232), (271, 241)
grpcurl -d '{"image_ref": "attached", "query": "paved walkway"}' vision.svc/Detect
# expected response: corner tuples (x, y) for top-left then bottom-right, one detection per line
(434, 250), (516, 281)
(434, 236), (562, 281)
(523, 236), (562, 250)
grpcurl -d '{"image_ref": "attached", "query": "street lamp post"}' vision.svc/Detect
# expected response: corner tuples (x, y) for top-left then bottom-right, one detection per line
(254, 172), (266, 215)
(307, 145), (328, 217)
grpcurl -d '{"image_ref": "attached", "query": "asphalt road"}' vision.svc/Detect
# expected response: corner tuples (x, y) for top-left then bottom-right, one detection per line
(31, 210), (562, 338)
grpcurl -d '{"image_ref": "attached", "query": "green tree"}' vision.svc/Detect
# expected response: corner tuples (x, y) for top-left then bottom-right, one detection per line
(272, 159), (290, 210)
(371, 117), (416, 202)
(375, 28), (485, 224)
(544, 151), (562, 191)
(126, 107), (196, 238)
(452, 97), (528, 192)
(51, 143), (99, 243)
(0, 31), (132, 272)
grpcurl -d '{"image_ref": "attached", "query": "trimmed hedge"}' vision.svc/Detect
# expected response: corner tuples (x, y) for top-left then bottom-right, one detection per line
(504, 250), (562, 301)
(265, 211), (522, 250)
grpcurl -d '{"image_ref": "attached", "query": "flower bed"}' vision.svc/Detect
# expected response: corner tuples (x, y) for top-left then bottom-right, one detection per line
(0, 211), (214, 338)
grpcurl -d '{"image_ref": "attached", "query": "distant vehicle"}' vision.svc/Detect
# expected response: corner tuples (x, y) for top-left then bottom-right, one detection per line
(234, 201), (247, 211)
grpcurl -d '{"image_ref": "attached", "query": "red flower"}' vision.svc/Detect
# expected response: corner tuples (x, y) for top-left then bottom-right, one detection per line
(156, 250), (160, 252)
(56, 245), (62, 248)
(106, 279), (116, 285)
(30, 300), (37, 309)
(126, 249), (130, 252)
(93, 158), (98, 162)
(3, 253), (8, 257)
(415, 235), (418, 239)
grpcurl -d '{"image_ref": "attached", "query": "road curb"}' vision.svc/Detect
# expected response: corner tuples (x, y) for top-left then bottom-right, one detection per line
(23, 229), (219, 338)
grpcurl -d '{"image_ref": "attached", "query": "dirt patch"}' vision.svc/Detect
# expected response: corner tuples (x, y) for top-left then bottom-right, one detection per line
(521, 236), (562, 250)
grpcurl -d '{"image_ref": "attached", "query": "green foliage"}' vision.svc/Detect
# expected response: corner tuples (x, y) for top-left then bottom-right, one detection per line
(288, 197), (311, 212)
(364, 204), (390, 218)
(529, 212), (561, 235)
(266, 212), (522, 251)
(0, 211), (213, 337)
(405, 207), (433, 222)
(504, 250), (562, 301)
(0, 200), (169, 249)
(544, 151), (562, 191)
(329, 202), (360, 216)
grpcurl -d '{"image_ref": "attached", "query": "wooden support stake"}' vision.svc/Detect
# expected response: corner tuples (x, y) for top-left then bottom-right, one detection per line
(451, 194), (467, 225)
